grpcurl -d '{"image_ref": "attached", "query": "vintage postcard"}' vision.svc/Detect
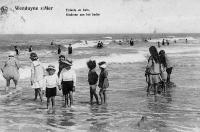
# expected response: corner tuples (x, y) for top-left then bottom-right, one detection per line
(0, 0), (200, 131)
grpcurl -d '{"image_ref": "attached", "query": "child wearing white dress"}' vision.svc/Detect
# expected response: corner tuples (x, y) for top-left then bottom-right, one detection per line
(30, 52), (45, 102)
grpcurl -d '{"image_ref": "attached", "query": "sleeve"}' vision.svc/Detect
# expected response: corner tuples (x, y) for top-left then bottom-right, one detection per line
(40, 63), (46, 76)
(103, 71), (109, 88)
(43, 77), (47, 90)
(56, 75), (59, 86)
(94, 72), (98, 84)
(15, 59), (20, 69)
(72, 70), (76, 87)
(30, 63), (34, 82)
(165, 55), (172, 68)
(146, 57), (153, 68)
(59, 70), (63, 85)
(104, 70), (108, 78)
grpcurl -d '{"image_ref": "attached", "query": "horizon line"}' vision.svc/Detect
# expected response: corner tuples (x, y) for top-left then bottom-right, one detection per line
(0, 33), (200, 35)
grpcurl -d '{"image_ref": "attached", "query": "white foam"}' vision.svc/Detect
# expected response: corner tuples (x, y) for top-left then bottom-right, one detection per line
(149, 36), (198, 43)
(159, 46), (200, 54)
(1, 44), (200, 82)
(0, 51), (147, 82)
(103, 37), (112, 39)
(72, 51), (147, 70)
(66, 40), (112, 49)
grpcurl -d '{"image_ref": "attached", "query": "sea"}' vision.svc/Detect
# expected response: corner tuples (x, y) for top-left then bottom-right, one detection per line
(0, 33), (200, 132)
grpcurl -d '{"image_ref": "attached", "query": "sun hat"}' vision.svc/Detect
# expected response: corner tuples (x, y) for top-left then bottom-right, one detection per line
(98, 61), (107, 68)
(46, 65), (56, 71)
(8, 52), (15, 57)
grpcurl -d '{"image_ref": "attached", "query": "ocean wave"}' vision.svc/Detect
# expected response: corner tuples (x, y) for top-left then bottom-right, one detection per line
(67, 40), (112, 49)
(0, 51), (147, 82)
(0, 44), (200, 82)
(149, 36), (198, 43)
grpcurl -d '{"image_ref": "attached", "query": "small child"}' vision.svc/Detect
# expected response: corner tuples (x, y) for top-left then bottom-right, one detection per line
(98, 61), (109, 104)
(30, 52), (45, 102)
(44, 65), (59, 112)
(159, 50), (173, 83)
(87, 60), (99, 105)
(59, 59), (76, 107)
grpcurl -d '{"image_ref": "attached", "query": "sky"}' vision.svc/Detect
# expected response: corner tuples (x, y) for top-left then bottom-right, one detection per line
(0, 0), (200, 34)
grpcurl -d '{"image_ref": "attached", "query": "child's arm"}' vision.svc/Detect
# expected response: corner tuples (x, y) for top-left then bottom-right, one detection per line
(72, 70), (76, 91)
(15, 58), (20, 70)
(56, 75), (61, 90)
(30, 63), (34, 85)
(102, 70), (109, 88)
(59, 70), (63, 86)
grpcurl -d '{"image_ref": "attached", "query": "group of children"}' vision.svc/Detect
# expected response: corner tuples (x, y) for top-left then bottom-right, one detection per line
(87, 60), (109, 105)
(145, 46), (173, 95)
(30, 52), (109, 112)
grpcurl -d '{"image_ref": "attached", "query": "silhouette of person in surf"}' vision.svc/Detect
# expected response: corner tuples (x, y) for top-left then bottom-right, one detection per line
(68, 44), (72, 54)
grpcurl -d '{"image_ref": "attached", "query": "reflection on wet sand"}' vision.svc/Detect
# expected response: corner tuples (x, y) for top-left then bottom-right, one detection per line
(138, 85), (174, 131)
(89, 104), (109, 132)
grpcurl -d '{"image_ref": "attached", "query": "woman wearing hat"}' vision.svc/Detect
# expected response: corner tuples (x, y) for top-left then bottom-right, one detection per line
(98, 61), (109, 104)
(44, 65), (59, 112)
(30, 52), (45, 102)
(59, 59), (76, 107)
(1, 52), (20, 92)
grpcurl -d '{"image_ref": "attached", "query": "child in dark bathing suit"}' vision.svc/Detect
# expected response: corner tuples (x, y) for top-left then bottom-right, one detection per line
(87, 60), (99, 105)
(98, 61), (109, 104)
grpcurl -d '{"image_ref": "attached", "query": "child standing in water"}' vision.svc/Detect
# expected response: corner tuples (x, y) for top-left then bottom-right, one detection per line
(30, 52), (45, 102)
(159, 50), (173, 83)
(59, 59), (76, 107)
(44, 65), (59, 112)
(57, 55), (65, 77)
(146, 46), (161, 95)
(98, 61), (109, 104)
(2, 52), (20, 92)
(87, 60), (99, 105)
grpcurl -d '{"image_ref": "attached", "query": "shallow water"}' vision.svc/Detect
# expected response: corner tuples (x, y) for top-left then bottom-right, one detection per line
(0, 34), (200, 132)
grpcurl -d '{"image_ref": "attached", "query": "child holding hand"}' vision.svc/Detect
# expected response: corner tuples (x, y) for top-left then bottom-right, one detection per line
(44, 65), (60, 112)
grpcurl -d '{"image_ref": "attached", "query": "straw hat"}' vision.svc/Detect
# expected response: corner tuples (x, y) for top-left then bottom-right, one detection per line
(46, 65), (56, 71)
(98, 61), (107, 68)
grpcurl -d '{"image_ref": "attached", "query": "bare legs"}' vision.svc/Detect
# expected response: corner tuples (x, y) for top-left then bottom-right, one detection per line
(34, 88), (43, 102)
(5, 79), (10, 93)
(13, 79), (18, 89)
(5, 79), (18, 93)
(153, 84), (158, 95)
(64, 91), (73, 107)
(167, 74), (171, 83)
(90, 85), (99, 104)
(47, 97), (55, 111)
(99, 89), (106, 104)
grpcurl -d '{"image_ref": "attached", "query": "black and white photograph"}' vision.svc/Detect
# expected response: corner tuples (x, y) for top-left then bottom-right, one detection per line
(0, 0), (200, 131)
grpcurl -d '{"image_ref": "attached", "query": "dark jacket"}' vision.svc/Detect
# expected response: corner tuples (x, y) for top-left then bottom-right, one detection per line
(88, 69), (98, 85)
